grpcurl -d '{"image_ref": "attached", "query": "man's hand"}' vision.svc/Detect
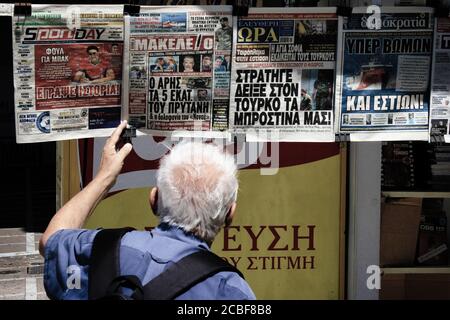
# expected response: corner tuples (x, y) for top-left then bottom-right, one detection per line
(39, 121), (133, 256)
(96, 120), (133, 189)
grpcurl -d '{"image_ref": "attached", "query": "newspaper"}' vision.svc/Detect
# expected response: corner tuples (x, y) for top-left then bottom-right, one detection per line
(123, 5), (232, 139)
(229, 8), (339, 142)
(429, 17), (450, 143)
(0, 3), (13, 16)
(13, 5), (124, 143)
(335, 6), (434, 141)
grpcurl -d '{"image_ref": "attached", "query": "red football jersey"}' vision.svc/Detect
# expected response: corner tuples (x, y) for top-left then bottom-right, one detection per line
(77, 58), (112, 80)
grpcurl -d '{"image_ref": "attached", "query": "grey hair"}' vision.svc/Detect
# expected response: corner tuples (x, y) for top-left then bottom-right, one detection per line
(156, 141), (238, 243)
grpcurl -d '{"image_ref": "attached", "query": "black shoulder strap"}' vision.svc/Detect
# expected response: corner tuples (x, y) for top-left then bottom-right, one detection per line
(142, 250), (243, 300)
(88, 227), (135, 300)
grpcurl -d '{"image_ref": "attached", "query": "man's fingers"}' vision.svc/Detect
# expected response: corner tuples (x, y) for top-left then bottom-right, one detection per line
(111, 120), (128, 141)
(107, 120), (128, 148)
(117, 142), (133, 161)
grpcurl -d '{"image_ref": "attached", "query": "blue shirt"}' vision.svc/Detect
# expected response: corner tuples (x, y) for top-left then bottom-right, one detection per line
(43, 224), (256, 300)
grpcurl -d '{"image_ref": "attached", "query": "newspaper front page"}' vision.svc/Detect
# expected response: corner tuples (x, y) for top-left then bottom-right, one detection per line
(229, 7), (339, 142)
(429, 17), (450, 143)
(123, 5), (232, 139)
(13, 5), (124, 143)
(335, 6), (433, 141)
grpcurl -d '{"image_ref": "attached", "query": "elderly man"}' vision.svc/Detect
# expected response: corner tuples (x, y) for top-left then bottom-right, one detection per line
(40, 121), (255, 300)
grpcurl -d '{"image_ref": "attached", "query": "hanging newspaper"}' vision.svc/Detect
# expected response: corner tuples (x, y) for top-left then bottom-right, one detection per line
(0, 3), (13, 16)
(429, 17), (450, 143)
(229, 8), (339, 142)
(335, 7), (433, 141)
(123, 6), (232, 138)
(13, 5), (124, 143)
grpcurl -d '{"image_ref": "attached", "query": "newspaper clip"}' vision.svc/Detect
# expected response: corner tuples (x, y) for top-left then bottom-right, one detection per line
(430, 134), (446, 145)
(0, 4), (13, 16)
(13, 3), (31, 16)
(335, 133), (350, 143)
(124, 1), (140, 16)
(233, 0), (250, 17)
(431, 3), (450, 18)
(290, 0), (309, 6)
(336, 6), (352, 18)
(232, 133), (247, 145)
(121, 126), (137, 145)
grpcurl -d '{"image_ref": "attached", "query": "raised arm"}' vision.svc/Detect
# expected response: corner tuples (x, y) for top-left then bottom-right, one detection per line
(39, 121), (132, 256)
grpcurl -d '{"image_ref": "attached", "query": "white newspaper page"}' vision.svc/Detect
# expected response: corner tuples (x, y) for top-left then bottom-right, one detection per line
(13, 5), (124, 143)
(0, 3), (13, 16)
(123, 5), (232, 139)
(335, 6), (433, 141)
(229, 7), (339, 142)
(429, 17), (450, 142)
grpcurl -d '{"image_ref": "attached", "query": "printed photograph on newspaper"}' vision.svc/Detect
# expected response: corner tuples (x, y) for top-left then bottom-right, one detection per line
(429, 17), (450, 142)
(335, 7), (433, 141)
(229, 7), (339, 142)
(12, 5), (124, 143)
(122, 5), (232, 138)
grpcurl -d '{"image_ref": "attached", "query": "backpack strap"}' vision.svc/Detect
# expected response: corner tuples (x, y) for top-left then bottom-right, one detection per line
(141, 249), (243, 300)
(88, 228), (243, 300)
(88, 227), (135, 300)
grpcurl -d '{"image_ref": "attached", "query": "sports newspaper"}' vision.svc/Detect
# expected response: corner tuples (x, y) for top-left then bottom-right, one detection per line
(13, 5), (124, 143)
(122, 5), (232, 138)
(335, 6), (434, 141)
(229, 7), (339, 142)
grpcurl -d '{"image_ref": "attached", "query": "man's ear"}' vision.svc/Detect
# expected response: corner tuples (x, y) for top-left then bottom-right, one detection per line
(149, 187), (159, 216)
(225, 202), (236, 227)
